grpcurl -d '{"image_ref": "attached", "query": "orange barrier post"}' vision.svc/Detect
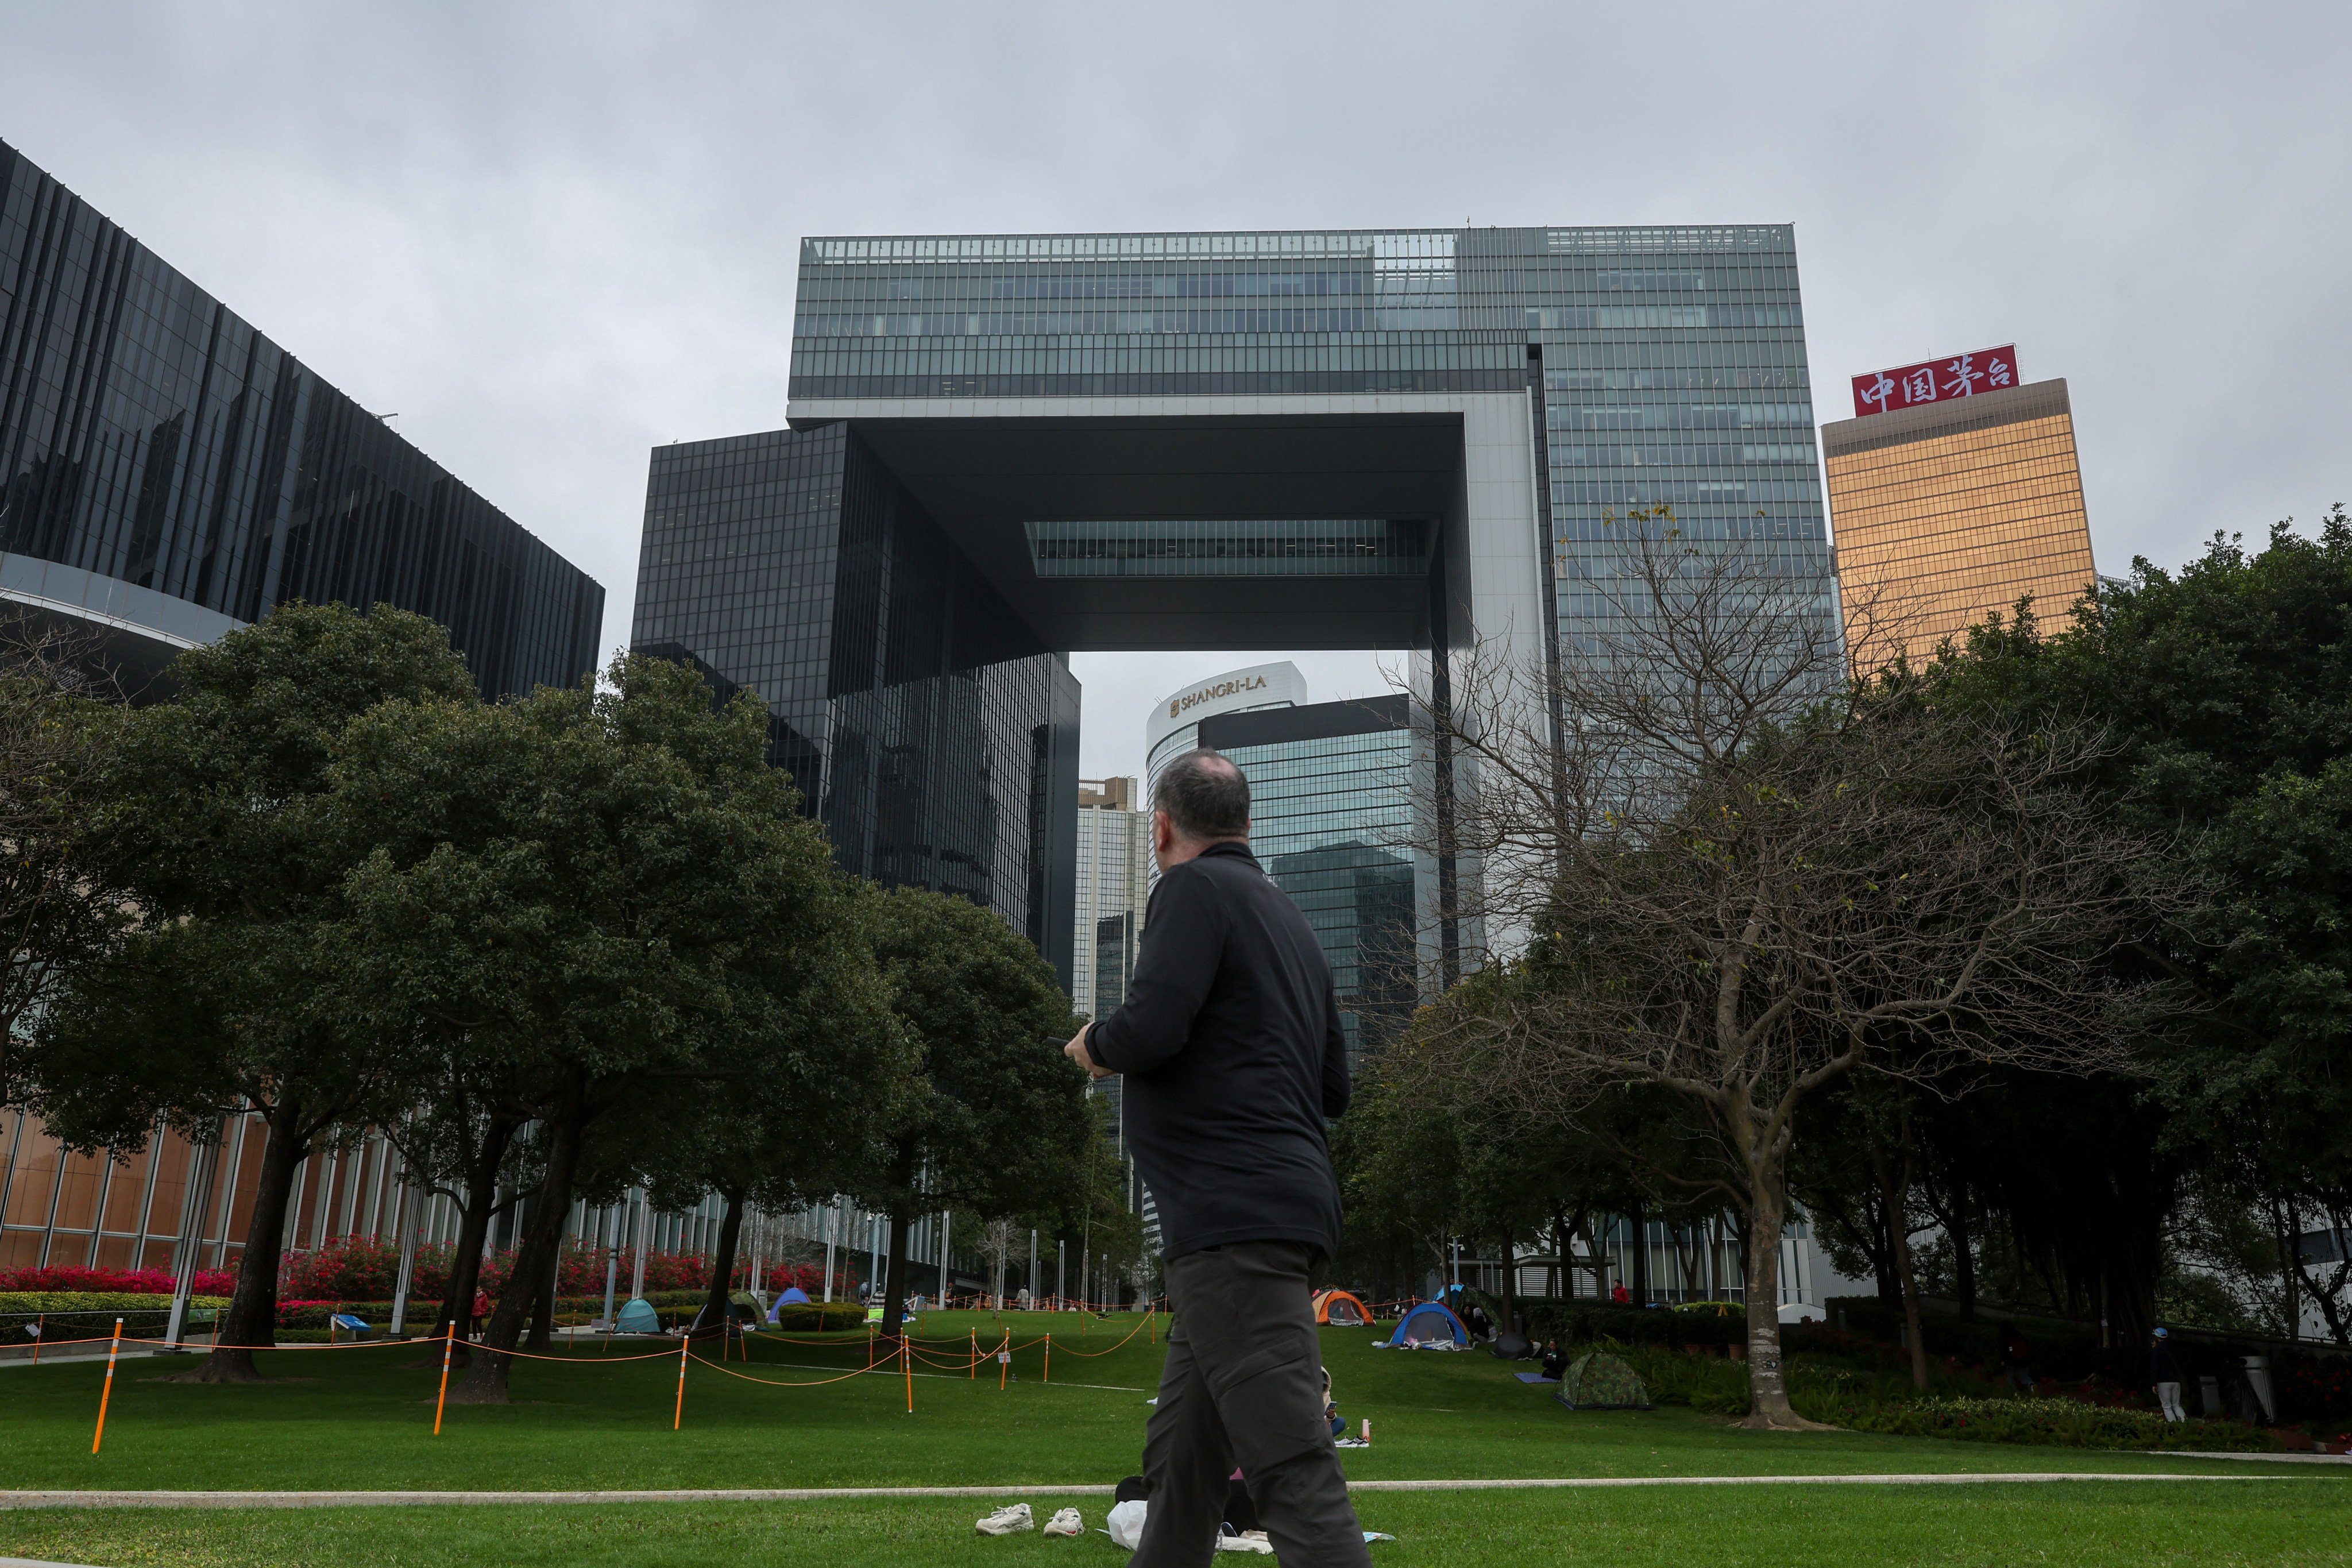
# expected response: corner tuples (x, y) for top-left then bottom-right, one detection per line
(673, 1334), (690, 1430)
(1043, 1331), (1051, 1382)
(998, 1329), (1010, 1390)
(902, 1335), (912, 1413)
(433, 1322), (455, 1435)
(32, 1313), (41, 1365)
(1150, 1308), (1157, 1345)
(90, 1317), (123, 1454)
(969, 1326), (977, 1378)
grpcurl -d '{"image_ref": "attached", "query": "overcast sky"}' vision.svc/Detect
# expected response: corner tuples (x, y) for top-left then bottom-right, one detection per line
(5, 2), (2345, 779)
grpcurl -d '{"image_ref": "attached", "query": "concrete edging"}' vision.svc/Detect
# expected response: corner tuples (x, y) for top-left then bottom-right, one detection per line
(0, 1473), (2322, 1509)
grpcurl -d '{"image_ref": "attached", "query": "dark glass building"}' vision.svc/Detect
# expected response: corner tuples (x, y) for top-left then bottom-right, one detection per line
(1201, 695), (1419, 1071)
(636, 224), (1833, 991)
(632, 425), (1080, 982)
(0, 138), (603, 696)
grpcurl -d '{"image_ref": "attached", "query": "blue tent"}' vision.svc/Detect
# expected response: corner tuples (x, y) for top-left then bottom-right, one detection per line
(615, 1297), (662, 1334)
(1379, 1301), (1467, 1349)
(766, 1287), (813, 1322)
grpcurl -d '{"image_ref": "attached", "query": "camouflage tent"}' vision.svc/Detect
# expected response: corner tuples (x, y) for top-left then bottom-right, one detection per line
(1554, 1351), (1652, 1411)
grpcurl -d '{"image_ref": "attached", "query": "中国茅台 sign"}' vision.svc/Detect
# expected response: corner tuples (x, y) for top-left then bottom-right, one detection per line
(1851, 345), (2018, 418)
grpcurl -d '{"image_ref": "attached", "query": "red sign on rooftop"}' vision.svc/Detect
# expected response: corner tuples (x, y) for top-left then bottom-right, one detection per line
(1851, 345), (2018, 418)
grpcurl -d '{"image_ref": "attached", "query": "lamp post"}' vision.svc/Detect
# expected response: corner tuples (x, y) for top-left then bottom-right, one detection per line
(629, 1185), (650, 1301)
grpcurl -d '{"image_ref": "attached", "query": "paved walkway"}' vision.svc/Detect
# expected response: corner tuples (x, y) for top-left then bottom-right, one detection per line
(0, 1473), (2322, 1510)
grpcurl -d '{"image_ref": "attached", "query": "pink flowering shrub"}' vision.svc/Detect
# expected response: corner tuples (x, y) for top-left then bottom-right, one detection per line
(0, 1264), (237, 1296)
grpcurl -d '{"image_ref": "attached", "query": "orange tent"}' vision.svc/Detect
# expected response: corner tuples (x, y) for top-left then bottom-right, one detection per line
(1313, 1289), (1372, 1327)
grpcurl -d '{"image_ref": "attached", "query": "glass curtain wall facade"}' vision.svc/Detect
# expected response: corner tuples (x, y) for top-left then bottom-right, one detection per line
(1822, 378), (2096, 667)
(632, 424), (1081, 980)
(1201, 696), (1418, 1073)
(789, 223), (1832, 691)
(0, 138), (603, 696)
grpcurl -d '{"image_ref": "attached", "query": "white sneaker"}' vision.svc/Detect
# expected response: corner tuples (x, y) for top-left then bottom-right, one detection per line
(1042, 1507), (1083, 1538)
(975, 1503), (1034, 1536)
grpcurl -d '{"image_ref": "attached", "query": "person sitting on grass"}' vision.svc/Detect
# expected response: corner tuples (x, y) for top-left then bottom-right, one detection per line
(1539, 1339), (1566, 1381)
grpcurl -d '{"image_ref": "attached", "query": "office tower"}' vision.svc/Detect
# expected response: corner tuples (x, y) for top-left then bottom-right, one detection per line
(1824, 349), (2097, 665)
(0, 139), (603, 697)
(1200, 695), (1419, 1071)
(633, 224), (1834, 986)
(1073, 776), (1150, 1020)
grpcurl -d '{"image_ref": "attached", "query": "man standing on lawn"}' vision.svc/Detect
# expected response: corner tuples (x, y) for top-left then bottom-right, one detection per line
(1065, 748), (1368, 1568)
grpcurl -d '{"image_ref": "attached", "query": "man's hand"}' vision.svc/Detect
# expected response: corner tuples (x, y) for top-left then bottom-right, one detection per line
(1064, 1024), (1113, 1079)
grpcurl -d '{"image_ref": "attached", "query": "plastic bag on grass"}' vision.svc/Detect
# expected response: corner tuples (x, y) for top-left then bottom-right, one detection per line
(1107, 1499), (1149, 1549)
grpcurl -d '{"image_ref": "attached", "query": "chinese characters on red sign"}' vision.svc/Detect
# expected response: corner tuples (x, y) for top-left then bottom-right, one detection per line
(1851, 345), (2019, 418)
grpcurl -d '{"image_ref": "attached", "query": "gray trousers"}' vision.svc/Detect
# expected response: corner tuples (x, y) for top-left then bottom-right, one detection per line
(1133, 1240), (1370, 1568)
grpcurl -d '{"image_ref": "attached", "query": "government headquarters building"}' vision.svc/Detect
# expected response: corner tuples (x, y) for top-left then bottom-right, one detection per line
(632, 223), (1836, 1000)
(629, 223), (1836, 1301)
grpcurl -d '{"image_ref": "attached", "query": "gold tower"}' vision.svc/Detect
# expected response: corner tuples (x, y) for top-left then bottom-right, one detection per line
(1823, 378), (2097, 667)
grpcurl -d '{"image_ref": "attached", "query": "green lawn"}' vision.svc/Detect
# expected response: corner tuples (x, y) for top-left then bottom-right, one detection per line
(1, 1487), (2348, 1568)
(0, 1311), (2343, 1566)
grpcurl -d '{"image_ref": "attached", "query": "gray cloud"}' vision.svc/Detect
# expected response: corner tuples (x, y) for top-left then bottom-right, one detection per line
(6, 0), (2343, 779)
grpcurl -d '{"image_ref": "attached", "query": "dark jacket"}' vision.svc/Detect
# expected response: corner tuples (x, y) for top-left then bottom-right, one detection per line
(1087, 840), (1350, 1261)
(2151, 1343), (2184, 1384)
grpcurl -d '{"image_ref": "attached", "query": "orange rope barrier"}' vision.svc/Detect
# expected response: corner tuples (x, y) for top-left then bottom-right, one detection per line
(1048, 1312), (1156, 1358)
(90, 1318), (122, 1454)
(433, 1322), (455, 1435)
(687, 1349), (879, 1388)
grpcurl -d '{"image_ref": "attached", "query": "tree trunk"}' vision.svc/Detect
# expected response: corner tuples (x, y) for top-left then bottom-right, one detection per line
(1496, 1231), (1518, 1336)
(1869, 1187), (1901, 1303)
(1874, 1145), (1930, 1391)
(1737, 1174), (1818, 1430)
(432, 1112), (519, 1349)
(182, 1095), (306, 1383)
(455, 1091), (587, 1404)
(692, 1188), (747, 1340)
(1950, 1179), (1978, 1322)
(880, 1206), (914, 1345)
(524, 1235), (560, 1352)
(1628, 1197), (1649, 1306)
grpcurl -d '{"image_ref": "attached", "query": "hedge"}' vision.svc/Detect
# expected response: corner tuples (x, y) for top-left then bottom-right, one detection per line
(1589, 1342), (2284, 1450)
(1, 1291), (232, 1315)
(1520, 1300), (1746, 1349)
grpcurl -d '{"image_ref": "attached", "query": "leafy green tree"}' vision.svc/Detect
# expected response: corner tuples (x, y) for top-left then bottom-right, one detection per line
(842, 886), (1091, 1343)
(1927, 505), (2352, 1342)
(28, 603), (476, 1381)
(0, 615), (127, 1112)
(631, 992), (907, 1341)
(331, 651), (878, 1401)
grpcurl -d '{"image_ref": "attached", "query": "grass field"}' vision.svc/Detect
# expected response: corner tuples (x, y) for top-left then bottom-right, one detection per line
(1, 1311), (2343, 1566)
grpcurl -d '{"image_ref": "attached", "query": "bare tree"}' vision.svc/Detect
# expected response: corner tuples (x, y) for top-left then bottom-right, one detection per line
(974, 1216), (1019, 1307)
(1397, 513), (2184, 1428)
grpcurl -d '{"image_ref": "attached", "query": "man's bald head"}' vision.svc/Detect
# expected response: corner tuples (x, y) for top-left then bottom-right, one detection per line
(1153, 749), (1250, 843)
